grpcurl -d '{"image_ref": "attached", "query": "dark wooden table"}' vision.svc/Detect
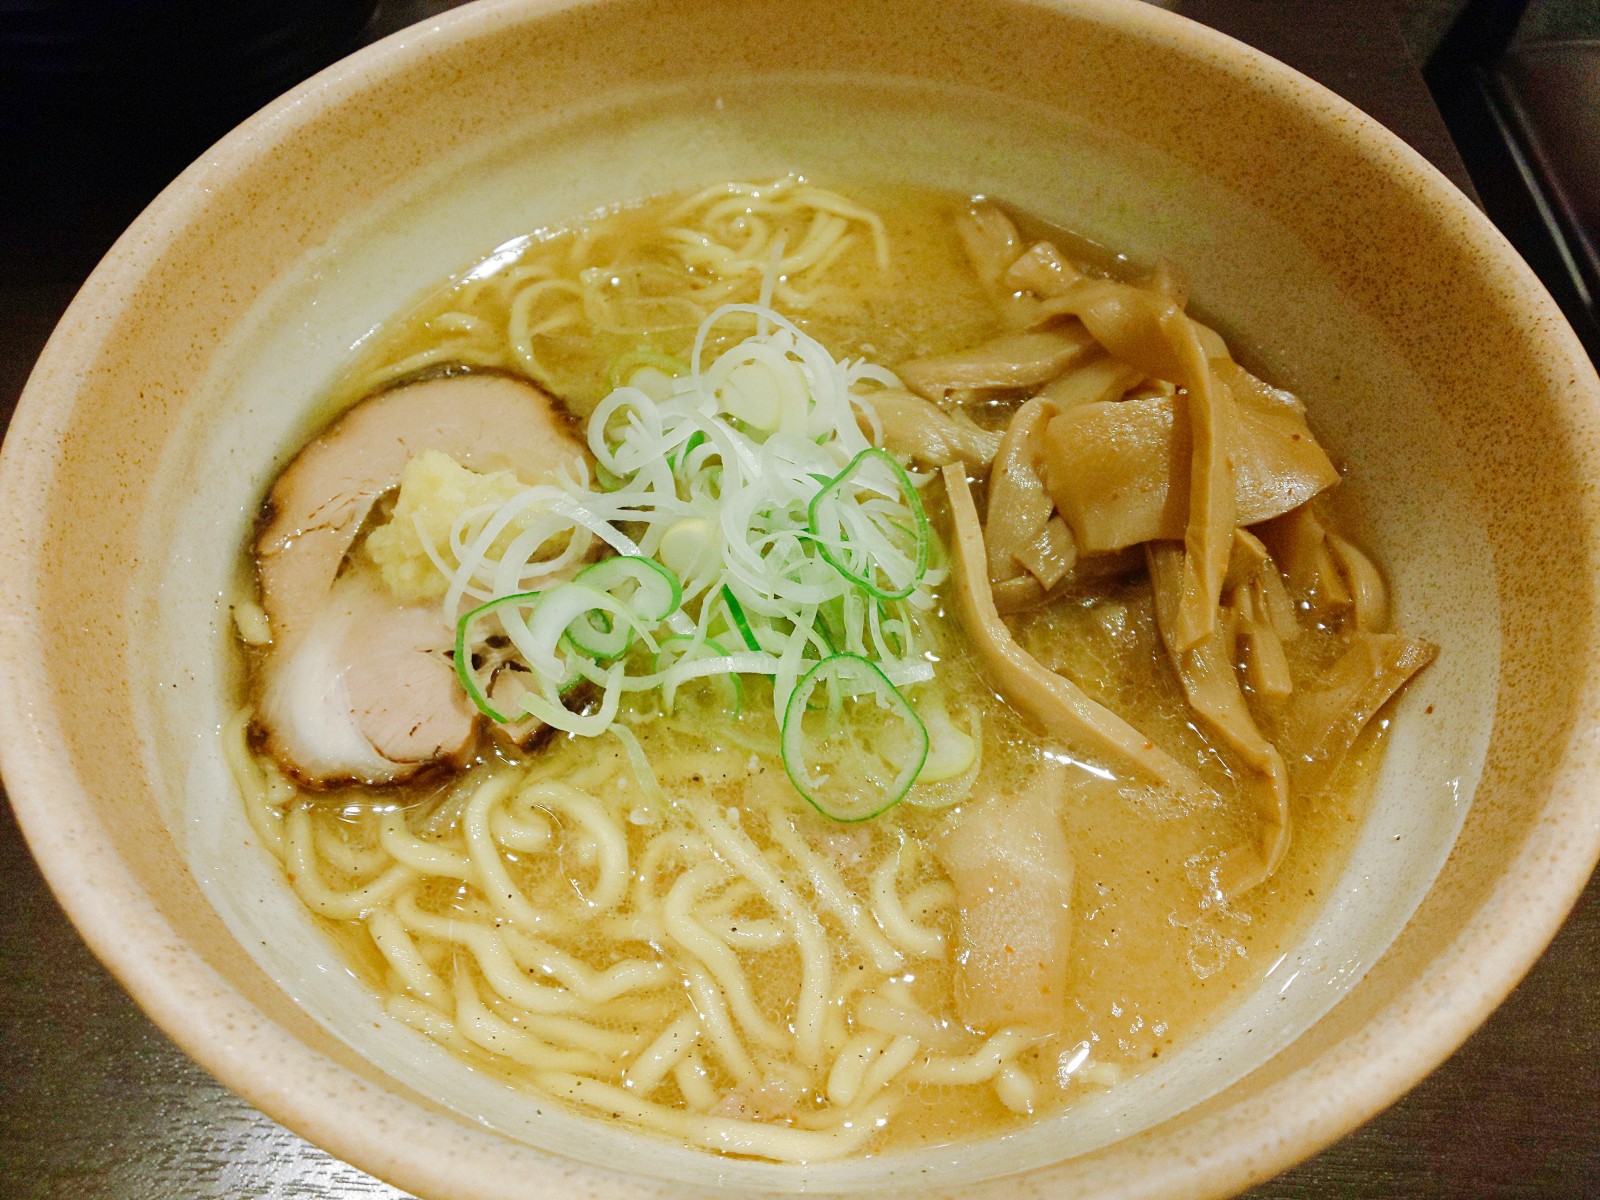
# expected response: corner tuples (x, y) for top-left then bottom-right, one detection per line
(1, 2), (1596, 1197)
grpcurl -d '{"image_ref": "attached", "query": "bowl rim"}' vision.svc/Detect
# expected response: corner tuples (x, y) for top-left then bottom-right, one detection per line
(2, 0), (1599, 1197)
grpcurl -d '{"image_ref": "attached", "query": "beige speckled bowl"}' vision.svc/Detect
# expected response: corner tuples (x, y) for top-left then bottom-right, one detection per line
(2, 0), (1597, 1196)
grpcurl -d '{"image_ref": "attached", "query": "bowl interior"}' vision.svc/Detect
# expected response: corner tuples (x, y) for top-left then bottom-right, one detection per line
(4, 1), (1596, 1197)
(148, 70), (1497, 1190)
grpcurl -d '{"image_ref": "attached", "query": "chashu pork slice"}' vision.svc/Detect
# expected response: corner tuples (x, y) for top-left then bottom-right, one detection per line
(259, 572), (478, 784)
(257, 373), (587, 647)
(253, 372), (588, 785)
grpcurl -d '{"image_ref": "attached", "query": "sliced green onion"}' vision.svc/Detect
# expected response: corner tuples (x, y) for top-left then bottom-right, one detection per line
(780, 653), (928, 822)
(816, 596), (845, 654)
(529, 582), (632, 663)
(658, 517), (720, 583)
(905, 705), (981, 810)
(563, 603), (635, 659)
(654, 635), (744, 715)
(519, 662), (625, 735)
(438, 299), (947, 772)
(668, 429), (708, 470)
(575, 555), (682, 622)
(915, 693), (978, 783)
(454, 591), (542, 723)
(720, 584), (761, 651)
(607, 349), (687, 395)
(611, 721), (668, 811)
(807, 447), (930, 600)
(867, 598), (911, 659)
(559, 556), (682, 659)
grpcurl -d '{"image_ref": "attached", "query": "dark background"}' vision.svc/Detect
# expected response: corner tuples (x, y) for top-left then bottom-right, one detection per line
(1, 1), (1596, 1197)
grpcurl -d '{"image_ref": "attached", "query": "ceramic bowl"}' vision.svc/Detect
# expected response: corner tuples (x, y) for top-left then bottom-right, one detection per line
(2, 1), (1597, 1197)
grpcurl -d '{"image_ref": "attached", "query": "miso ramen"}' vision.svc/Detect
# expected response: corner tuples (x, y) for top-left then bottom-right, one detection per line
(228, 177), (1434, 1161)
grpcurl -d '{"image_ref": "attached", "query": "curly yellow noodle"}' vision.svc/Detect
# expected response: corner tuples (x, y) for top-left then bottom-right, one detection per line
(824, 1032), (884, 1107)
(767, 812), (903, 972)
(853, 1034), (923, 1108)
(869, 838), (948, 959)
(905, 879), (955, 917)
(700, 915), (789, 951)
(367, 907), (449, 1006)
(663, 863), (787, 1051)
(385, 994), (477, 1056)
(623, 1014), (701, 1096)
(908, 1029), (1037, 1086)
(377, 809), (472, 877)
(537, 1073), (896, 1163)
(519, 780), (631, 908)
(498, 926), (668, 1003)
(457, 774), (557, 930)
(313, 817), (391, 877)
(691, 803), (830, 1069)
(354, 335), (505, 396)
(672, 1052), (718, 1111)
(679, 959), (760, 1088)
(284, 807), (414, 919)
(451, 973), (605, 1074)
(511, 1009), (649, 1060)
(995, 1064), (1039, 1114)
(224, 708), (287, 858)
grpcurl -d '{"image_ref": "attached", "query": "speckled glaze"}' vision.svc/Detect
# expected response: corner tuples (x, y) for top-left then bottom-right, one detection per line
(1, 1), (1597, 1197)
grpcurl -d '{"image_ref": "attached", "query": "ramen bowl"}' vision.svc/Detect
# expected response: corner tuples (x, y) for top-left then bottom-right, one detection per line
(1, 0), (1596, 1196)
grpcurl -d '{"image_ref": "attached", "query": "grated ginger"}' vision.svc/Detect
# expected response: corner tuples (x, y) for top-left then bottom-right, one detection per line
(365, 449), (541, 602)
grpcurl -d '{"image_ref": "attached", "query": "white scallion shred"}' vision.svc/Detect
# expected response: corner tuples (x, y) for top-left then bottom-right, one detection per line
(444, 295), (947, 769)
